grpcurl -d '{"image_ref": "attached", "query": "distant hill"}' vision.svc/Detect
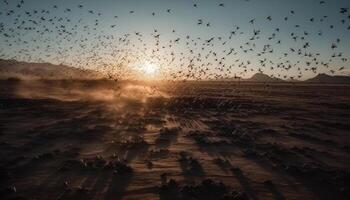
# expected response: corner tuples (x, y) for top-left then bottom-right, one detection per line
(219, 73), (283, 82)
(246, 73), (283, 82)
(0, 59), (103, 80)
(305, 73), (350, 84)
(221, 73), (350, 84)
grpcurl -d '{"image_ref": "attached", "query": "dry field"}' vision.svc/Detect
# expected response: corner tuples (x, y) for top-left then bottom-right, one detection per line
(0, 79), (349, 200)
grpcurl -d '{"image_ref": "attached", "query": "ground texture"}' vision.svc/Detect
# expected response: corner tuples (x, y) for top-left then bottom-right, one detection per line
(0, 80), (350, 200)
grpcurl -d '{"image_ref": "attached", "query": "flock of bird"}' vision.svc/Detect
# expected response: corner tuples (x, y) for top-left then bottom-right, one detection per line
(0, 0), (349, 80)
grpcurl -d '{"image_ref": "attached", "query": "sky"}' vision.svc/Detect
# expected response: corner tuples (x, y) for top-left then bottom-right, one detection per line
(0, 0), (349, 80)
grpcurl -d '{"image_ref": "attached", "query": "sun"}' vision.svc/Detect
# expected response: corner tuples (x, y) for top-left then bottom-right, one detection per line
(133, 61), (161, 80)
(143, 63), (157, 75)
(141, 62), (158, 76)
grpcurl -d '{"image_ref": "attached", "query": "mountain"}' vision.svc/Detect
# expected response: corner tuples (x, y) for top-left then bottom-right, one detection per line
(305, 73), (350, 84)
(0, 59), (103, 80)
(246, 73), (283, 82)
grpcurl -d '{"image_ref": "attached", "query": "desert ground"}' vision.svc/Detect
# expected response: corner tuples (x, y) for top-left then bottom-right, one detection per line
(0, 79), (349, 200)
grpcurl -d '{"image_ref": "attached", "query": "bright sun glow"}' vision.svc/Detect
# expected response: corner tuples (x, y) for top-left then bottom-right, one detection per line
(143, 63), (157, 75)
(133, 61), (161, 80)
(141, 62), (158, 76)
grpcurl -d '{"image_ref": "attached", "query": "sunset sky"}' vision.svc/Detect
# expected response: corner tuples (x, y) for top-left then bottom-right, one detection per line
(0, 0), (349, 80)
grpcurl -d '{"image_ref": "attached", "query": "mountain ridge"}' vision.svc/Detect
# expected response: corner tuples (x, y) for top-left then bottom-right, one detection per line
(1, 59), (349, 83)
(0, 59), (103, 80)
(305, 73), (350, 83)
